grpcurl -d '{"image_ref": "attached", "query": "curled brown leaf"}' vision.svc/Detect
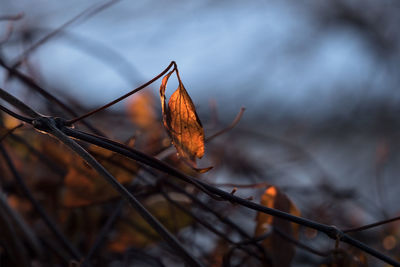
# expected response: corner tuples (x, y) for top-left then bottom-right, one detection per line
(159, 68), (206, 169)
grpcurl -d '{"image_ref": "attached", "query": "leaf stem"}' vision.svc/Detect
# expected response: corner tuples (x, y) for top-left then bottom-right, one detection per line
(66, 61), (177, 124)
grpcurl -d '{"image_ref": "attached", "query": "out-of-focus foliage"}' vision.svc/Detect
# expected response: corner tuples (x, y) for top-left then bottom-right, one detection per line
(1, 1), (400, 266)
(255, 186), (301, 267)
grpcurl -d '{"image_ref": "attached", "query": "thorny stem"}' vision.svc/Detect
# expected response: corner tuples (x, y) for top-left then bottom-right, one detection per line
(67, 61), (177, 124)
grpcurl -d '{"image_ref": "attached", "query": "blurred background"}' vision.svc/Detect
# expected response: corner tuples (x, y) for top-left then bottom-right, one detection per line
(1, 0), (400, 265)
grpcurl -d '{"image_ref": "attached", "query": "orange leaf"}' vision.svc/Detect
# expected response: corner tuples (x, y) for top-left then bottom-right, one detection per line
(255, 186), (301, 267)
(159, 69), (205, 168)
(127, 91), (157, 129)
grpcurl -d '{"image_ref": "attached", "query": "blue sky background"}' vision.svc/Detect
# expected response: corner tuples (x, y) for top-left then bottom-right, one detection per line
(2, 0), (399, 124)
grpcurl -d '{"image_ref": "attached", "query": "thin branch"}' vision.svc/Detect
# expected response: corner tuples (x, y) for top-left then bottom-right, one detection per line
(0, 104), (32, 123)
(0, 144), (83, 261)
(67, 61), (177, 124)
(17, 27), (143, 86)
(63, 127), (400, 266)
(8, 133), (65, 176)
(41, 118), (203, 267)
(0, 87), (39, 118)
(344, 215), (400, 233)
(0, 60), (105, 135)
(0, 23), (14, 45)
(0, 189), (31, 266)
(10, 0), (120, 68)
(163, 180), (250, 238)
(0, 123), (23, 142)
(81, 200), (125, 266)
(206, 107), (245, 142)
(212, 182), (270, 189)
(160, 189), (264, 262)
(0, 13), (24, 21)
(274, 228), (329, 258)
(2, 76), (399, 266)
(0, 188), (42, 257)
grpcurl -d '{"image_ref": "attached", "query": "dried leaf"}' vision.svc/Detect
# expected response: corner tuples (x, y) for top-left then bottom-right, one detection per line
(159, 70), (205, 168)
(255, 186), (301, 267)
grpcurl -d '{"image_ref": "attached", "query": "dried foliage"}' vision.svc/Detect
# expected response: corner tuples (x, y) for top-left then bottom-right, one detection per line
(0, 3), (400, 267)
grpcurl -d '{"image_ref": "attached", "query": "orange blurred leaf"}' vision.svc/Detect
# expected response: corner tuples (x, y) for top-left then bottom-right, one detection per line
(255, 186), (301, 267)
(3, 113), (21, 129)
(63, 147), (138, 207)
(127, 91), (158, 129)
(159, 69), (205, 168)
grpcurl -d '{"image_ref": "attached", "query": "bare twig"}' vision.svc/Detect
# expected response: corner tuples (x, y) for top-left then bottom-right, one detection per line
(67, 61), (177, 124)
(39, 117), (204, 267)
(0, 144), (82, 260)
(1, 70), (399, 267)
(63, 127), (400, 266)
(0, 13), (24, 21)
(10, 1), (119, 68)
(0, 189), (31, 267)
(344, 215), (400, 233)
(206, 107), (246, 142)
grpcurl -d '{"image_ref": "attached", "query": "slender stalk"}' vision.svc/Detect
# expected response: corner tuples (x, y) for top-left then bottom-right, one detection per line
(273, 228), (329, 258)
(0, 189), (31, 266)
(344, 215), (400, 233)
(43, 119), (203, 267)
(205, 107), (245, 142)
(0, 13), (24, 21)
(66, 61), (177, 124)
(9, 133), (65, 176)
(0, 88), (39, 118)
(0, 104), (32, 123)
(10, 0), (120, 68)
(0, 124), (23, 142)
(81, 200), (125, 266)
(0, 145), (82, 261)
(63, 127), (400, 267)
(1, 82), (399, 266)
(160, 189), (263, 262)
(0, 61), (104, 135)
